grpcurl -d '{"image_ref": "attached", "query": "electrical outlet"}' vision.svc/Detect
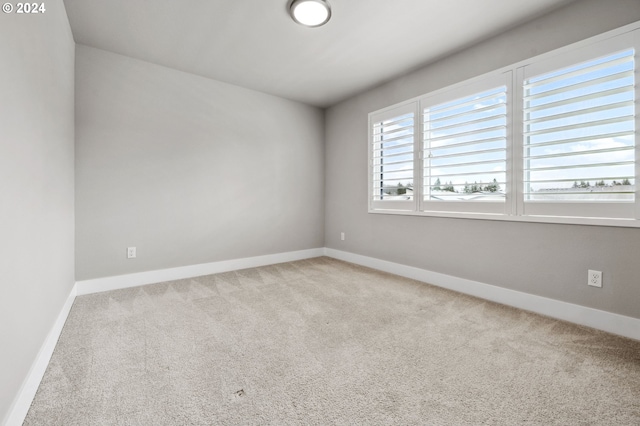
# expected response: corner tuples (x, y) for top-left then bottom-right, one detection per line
(340, 232), (345, 241)
(127, 247), (136, 259)
(588, 270), (602, 288)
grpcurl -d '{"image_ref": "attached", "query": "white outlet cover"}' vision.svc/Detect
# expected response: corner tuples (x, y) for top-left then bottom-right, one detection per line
(127, 247), (137, 259)
(588, 270), (602, 288)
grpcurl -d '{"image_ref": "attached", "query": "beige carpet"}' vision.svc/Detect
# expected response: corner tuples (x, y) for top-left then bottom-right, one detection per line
(25, 257), (640, 425)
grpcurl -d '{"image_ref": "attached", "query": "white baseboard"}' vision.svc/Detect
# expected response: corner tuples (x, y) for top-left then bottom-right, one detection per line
(76, 248), (325, 295)
(3, 283), (77, 426)
(324, 248), (640, 341)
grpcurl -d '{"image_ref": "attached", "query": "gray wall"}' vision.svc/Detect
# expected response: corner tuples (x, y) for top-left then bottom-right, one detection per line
(325, 0), (640, 320)
(0, 0), (75, 422)
(75, 45), (325, 281)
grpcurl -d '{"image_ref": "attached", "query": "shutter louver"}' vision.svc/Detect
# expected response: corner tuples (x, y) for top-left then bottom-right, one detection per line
(523, 49), (635, 202)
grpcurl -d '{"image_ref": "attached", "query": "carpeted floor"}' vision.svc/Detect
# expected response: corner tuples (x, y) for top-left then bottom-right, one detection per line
(25, 257), (640, 425)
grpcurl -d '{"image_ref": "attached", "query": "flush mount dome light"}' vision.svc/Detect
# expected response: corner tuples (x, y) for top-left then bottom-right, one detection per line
(290, 0), (331, 27)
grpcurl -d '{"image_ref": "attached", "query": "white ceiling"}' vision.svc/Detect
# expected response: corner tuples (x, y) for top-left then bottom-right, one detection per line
(63, 0), (574, 107)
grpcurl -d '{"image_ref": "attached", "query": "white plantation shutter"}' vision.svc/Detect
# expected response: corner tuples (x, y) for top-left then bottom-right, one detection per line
(421, 73), (511, 214)
(369, 102), (418, 211)
(520, 32), (637, 219)
(368, 26), (640, 225)
(524, 50), (635, 200)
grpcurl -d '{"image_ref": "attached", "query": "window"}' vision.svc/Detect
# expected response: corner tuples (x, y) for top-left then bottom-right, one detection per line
(421, 73), (510, 214)
(520, 36), (636, 219)
(368, 24), (640, 226)
(369, 103), (418, 211)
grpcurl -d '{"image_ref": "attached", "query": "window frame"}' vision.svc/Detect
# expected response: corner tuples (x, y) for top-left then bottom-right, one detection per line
(368, 21), (640, 228)
(368, 102), (420, 212)
(419, 71), (513, 216)
(516, 31), (638, 220)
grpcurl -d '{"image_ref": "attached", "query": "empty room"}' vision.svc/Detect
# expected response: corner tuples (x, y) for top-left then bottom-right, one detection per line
(2, 0), (640, 424)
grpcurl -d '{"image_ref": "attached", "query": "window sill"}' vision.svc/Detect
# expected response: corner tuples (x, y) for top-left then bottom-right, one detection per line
(368, 208), (640, 228)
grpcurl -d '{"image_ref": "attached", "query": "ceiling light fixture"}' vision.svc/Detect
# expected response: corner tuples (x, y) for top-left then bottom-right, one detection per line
(289, 0), (331, 28)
